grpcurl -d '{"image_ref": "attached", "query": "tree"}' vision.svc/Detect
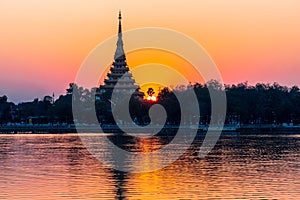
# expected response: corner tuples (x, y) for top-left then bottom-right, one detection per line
(0, 95), (8, 104)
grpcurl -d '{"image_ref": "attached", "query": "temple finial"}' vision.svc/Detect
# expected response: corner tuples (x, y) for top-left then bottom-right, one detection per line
(115, 11), (125, 60)
(118, 10), (122, 34)
(119, 10), (122, 20)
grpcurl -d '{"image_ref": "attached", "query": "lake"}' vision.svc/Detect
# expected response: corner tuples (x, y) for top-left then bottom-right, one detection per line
(0, 133), (299, 199)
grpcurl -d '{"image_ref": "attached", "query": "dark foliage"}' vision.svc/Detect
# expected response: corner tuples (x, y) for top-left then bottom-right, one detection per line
(1, 81), (300, 125)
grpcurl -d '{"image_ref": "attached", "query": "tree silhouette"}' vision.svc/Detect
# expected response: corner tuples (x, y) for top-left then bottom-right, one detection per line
(1, 81), (300, 126)
(147, 88), (155, 96)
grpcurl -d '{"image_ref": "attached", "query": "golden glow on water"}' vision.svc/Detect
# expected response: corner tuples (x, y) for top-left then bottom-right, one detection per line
(0, 134), (299, 199)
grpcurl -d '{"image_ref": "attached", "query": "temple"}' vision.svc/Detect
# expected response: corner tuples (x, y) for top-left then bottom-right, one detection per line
(99, 11), (140, 95)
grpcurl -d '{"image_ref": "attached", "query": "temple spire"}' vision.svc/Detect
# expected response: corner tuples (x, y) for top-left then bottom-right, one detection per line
(99, 11), (141, 97)
(114, 11), (125, 60)
(118, 10), (122, 34)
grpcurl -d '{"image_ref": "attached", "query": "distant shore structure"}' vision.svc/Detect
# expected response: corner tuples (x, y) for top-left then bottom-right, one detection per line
(98, 11), (142, 98)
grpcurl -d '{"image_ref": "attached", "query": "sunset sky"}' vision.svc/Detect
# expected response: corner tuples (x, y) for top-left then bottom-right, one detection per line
(0, 0), (300, 102)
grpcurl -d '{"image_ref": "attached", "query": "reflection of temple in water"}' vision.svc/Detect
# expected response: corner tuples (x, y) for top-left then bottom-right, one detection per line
(111, 169), (128, 200)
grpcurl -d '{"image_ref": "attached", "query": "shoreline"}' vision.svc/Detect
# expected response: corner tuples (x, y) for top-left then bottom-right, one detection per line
(0, 124), (300, 134)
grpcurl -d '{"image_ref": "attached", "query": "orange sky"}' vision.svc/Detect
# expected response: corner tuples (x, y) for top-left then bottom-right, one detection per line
(0, 0), (300, 102)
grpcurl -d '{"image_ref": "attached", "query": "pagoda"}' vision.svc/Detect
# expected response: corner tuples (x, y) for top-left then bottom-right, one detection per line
(99, 11), (140, 95)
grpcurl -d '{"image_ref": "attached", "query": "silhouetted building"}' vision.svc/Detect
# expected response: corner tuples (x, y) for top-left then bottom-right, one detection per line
(99, 11), (142, 97)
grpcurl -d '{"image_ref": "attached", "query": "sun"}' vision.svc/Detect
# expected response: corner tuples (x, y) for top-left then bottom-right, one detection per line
(145, 87), (158, 102)
(146, 95), (157, 102)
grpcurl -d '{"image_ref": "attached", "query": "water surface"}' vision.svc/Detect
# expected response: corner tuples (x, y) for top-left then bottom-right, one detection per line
(0, 133), (299, 199)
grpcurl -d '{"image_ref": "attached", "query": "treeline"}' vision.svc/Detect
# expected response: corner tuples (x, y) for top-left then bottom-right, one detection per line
(0, 81), (300, 125)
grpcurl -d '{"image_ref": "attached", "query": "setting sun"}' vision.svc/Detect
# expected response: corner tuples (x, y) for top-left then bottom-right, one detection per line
(146, 95), (157, 102)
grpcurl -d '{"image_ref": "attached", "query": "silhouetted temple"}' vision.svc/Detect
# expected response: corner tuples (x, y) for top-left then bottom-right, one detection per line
(99, 11), (141, 96)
